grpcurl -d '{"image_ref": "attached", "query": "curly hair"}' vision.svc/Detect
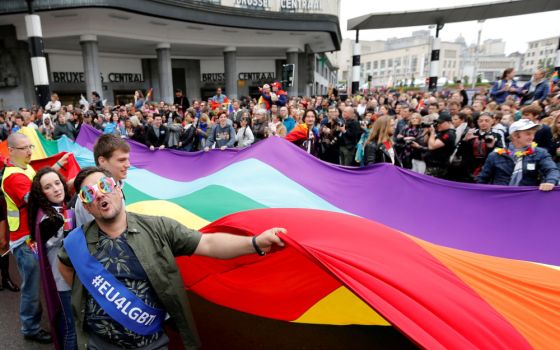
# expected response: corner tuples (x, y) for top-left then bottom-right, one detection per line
(28, 167), (70, 241)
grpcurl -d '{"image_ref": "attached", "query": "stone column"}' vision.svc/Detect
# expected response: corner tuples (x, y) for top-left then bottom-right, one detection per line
(156, 43), (173, 104)
(351, 31), (360, 95)
(286, 48), (299, 97)
(80, 34), (102, 100)
(429, 24), (444, 92)
(25, 13), (50, 107)
(223, 46), (237, 100)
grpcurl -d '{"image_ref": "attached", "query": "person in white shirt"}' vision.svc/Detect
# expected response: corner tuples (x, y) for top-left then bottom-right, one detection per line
(356, 98), (367, 117)
(45, 93), (61, 116)
(236, 116), (254, 147)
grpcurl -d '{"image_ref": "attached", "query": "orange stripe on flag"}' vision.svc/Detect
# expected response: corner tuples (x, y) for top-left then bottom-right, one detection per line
(412, 237), (560, 350)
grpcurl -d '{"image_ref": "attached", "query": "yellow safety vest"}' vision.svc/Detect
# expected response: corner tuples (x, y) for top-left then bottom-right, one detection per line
(1, 165), (36, 232)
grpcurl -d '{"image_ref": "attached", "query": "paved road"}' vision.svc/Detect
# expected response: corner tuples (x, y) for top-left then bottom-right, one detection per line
(0, 255), (53, 350)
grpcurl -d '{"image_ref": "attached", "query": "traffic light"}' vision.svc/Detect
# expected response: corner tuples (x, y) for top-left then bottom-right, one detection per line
(282, 64), (295, 87)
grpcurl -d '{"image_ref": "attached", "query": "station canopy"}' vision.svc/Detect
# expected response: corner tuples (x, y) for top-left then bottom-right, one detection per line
(348, 0), (560, 30)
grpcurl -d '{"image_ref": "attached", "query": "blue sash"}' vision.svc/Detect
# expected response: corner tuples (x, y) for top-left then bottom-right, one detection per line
(64, 227), (165, 335)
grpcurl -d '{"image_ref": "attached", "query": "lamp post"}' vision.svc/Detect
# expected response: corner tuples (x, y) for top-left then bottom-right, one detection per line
(471, 20), (485, 89)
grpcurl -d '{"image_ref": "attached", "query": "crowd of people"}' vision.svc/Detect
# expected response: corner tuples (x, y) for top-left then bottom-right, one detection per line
(0, 67), (558, 349)
(2, 68), (559, 188)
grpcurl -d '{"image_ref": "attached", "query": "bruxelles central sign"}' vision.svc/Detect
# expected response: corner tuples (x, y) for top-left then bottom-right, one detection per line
(202, 72), (276, 82)
(233, 0), (322, 11)
(52, 72), (144, 84)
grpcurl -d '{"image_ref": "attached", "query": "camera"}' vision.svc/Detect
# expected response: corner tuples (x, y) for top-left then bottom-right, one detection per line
(484, 134), (495, 143)
(420, 121), (434, 128)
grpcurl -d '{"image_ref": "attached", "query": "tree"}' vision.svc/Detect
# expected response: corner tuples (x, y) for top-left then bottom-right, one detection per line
(463, 75), (469, 85)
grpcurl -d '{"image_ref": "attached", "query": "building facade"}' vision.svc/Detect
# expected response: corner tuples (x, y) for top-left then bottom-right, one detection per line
(523, 36), (559, 72)
(460, 38), (519, 83)
(337, 31), (462, 88)
(0, 0), (341, 109)
(336, 31), (524, 89)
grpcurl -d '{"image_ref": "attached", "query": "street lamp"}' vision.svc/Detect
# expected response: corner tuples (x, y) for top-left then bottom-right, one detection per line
(472, 20), (485, 89)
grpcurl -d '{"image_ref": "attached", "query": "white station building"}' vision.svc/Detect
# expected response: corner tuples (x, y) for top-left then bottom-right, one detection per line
(0, 0), (341, 109)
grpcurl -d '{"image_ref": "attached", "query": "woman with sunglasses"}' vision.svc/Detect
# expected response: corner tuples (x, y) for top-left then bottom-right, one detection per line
(28, 168), (77, 350)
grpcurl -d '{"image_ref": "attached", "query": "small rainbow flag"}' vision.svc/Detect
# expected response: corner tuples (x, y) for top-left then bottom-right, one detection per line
(145, 88), (153, 102)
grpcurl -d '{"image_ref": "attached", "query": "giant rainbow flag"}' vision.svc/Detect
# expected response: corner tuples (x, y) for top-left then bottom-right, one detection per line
(4, 125), (559, 349)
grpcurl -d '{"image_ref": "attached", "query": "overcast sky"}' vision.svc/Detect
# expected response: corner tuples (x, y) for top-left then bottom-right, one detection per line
(340, 0), (560, 54)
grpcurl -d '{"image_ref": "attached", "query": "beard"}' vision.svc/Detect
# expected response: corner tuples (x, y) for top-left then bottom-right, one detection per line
(96, 197), (124, 223)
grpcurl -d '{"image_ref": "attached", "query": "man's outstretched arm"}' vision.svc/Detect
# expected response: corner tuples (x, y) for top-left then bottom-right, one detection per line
(194, 227), (286, 259)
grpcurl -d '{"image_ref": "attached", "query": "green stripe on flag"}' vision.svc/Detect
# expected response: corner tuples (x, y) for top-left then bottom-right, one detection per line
(171, 185), (267, 222)
(37, 130), (59, 156)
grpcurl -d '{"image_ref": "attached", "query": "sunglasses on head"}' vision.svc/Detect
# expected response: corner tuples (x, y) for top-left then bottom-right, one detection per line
(79, 176), (117, 204)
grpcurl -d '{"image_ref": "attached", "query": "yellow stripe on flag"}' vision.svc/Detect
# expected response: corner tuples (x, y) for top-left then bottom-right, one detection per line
(292, 286), (390, 326)
(18, 127), (46, 160)
(126, 200), (210, 230)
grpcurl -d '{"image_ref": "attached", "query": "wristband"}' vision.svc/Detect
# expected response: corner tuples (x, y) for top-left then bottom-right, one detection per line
(252, 236), (266, 256)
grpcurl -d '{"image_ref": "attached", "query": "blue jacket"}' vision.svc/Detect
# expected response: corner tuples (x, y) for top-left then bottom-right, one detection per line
(477, 146), (559, 186)
(520, 80), (550, 105)
(490, 80), (518, 104)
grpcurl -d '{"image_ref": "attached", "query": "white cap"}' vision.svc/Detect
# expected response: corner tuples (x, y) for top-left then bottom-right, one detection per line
(509, 119), (541, 134)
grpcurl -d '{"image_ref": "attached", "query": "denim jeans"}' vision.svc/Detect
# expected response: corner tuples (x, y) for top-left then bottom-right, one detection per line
(12, 243), (42, 335)
(58, 291), (77, 350)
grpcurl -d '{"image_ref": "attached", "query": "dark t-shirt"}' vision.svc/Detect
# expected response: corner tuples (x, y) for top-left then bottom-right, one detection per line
(426, 129), (456, 167)
(85, 229), (164, 348)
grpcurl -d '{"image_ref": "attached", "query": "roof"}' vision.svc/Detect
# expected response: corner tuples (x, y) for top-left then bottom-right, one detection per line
(348, 0), (560, 30)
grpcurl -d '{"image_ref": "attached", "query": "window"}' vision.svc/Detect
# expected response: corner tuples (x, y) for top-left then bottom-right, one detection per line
(444, 50), (457, 58)
(380, 60), (386, 68)
(366, 61), (371, 70)
(373, 61), (378, 69)
(410, 56), (418, 71)
(388, 59), (393, 68)
(453, 61), (456, 68)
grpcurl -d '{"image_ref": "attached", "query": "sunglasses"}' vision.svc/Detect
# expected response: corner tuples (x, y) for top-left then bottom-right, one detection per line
(79, 177), (117, 204)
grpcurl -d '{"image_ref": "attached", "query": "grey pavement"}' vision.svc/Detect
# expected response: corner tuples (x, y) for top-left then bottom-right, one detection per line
(0, 254), (53, 350)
